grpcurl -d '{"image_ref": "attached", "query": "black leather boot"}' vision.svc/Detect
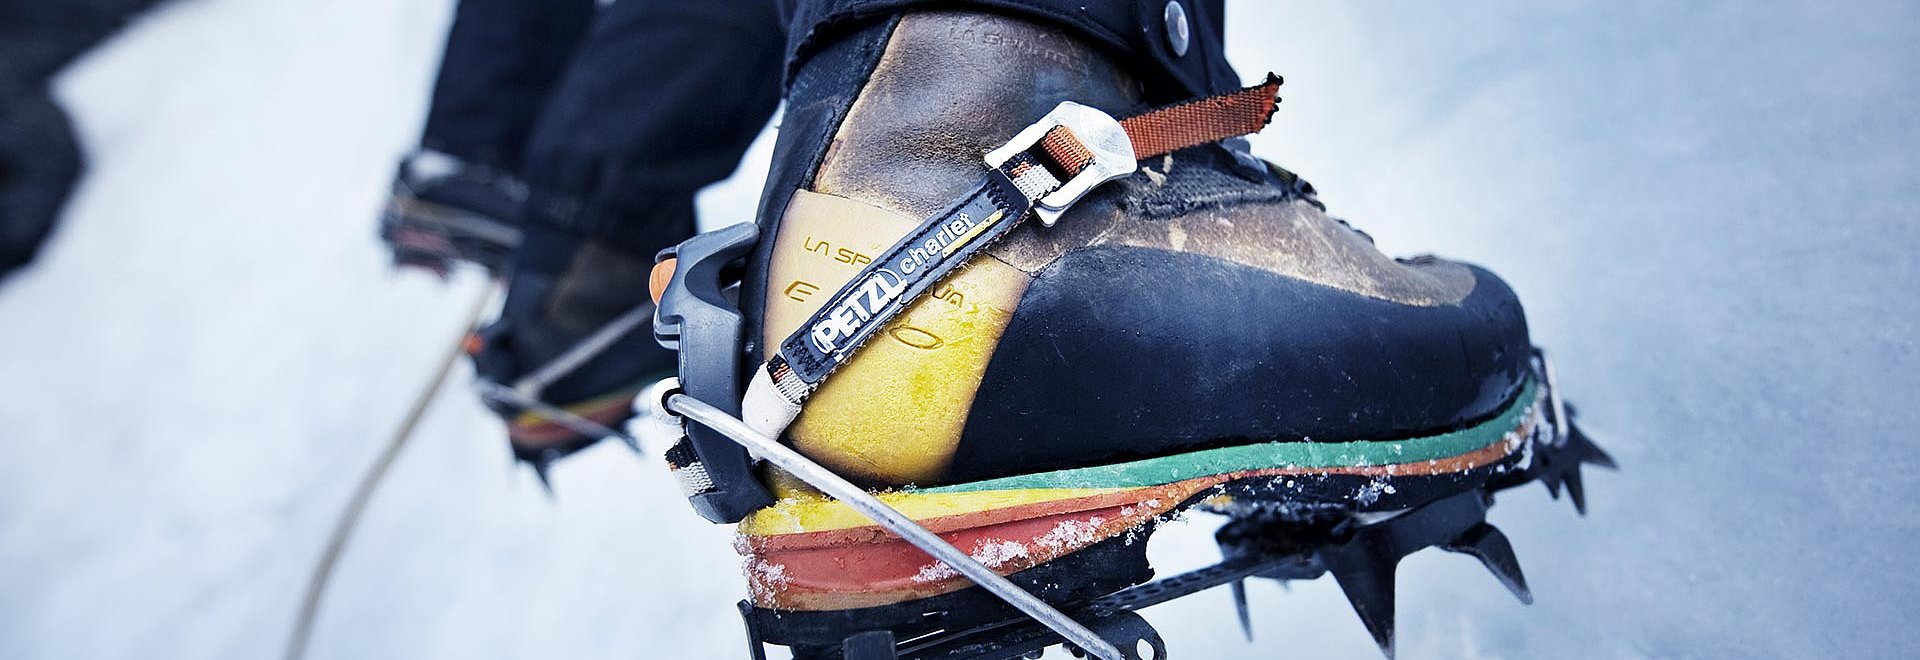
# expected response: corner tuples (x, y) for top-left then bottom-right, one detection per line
(731, 11), (1540, 620)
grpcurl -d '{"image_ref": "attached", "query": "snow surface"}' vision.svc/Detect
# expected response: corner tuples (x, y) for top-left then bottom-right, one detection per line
(3, 0), (1917, 658)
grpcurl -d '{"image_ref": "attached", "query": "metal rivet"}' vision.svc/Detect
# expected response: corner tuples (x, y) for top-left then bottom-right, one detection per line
(1163, 1), (1191, 57)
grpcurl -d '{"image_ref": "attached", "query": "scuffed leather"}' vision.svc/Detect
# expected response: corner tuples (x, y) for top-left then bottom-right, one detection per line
(812, 12), (1141, 220)
(988, 154), (1478, 307)
(815, 12), (1473, 306)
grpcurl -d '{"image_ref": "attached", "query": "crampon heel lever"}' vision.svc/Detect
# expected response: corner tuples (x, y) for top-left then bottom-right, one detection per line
(651, 223), (777, 523)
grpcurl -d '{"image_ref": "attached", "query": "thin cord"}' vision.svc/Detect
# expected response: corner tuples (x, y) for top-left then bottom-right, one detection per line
(283, 284), (496, 660)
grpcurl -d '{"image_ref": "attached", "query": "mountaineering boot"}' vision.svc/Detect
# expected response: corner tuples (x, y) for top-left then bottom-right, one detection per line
(378, 149), (526, 276)
(726, 11), (1547, 645)
(472, 225), (674, 479)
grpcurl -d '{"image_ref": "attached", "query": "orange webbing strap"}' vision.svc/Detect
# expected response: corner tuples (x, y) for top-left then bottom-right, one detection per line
(1032, 74), (1282, 176)
(1121, 73), (1283, 159)
(1037, 125), (1097, 175)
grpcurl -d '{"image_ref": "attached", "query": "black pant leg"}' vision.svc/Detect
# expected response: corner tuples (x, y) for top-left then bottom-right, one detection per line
(775, 0), (1238, 101)
(517, 0), (786, 257)
(419, 0), (596, 171)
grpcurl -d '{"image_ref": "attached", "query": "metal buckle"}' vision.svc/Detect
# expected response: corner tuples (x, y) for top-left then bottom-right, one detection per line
(984, 102), (1138, 227)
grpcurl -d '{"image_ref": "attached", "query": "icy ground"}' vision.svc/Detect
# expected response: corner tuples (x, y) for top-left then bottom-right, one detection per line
(2, 1), (1917, 658)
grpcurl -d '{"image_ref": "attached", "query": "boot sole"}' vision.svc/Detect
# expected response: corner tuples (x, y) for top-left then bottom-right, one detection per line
(738, 379), (1542, 615)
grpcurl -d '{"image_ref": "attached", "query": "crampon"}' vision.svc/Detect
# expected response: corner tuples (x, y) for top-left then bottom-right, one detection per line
(707, 354), (1611, 660)
(646, 222), (1614, 660)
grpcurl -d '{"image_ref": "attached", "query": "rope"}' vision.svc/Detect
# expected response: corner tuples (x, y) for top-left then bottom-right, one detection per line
(283, 284), (496, 660)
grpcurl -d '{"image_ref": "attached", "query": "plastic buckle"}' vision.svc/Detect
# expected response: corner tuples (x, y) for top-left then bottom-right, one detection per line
(653, 222), (776, 523)
(984, 102), (1138, 227)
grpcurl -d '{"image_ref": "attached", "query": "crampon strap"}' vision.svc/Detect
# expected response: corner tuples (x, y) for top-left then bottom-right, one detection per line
(741, 75), (1284, 437)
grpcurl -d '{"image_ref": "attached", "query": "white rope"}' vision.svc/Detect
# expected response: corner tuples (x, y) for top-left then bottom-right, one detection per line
(283, 284), (496, 660)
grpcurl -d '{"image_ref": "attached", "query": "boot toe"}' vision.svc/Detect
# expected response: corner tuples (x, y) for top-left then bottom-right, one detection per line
(949, 245), (1533, 483)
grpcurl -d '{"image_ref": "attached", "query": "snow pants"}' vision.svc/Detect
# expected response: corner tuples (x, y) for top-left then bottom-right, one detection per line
(418, 0), (1234, 256)
(419, 0), (785, 257)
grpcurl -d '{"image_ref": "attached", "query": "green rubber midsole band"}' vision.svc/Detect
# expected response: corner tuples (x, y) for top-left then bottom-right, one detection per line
(925, 378), (1537, 494)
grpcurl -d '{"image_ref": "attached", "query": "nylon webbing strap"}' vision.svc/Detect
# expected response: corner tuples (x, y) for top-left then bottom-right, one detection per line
(744, 75), (1283, 436)
(772, 170), (1026, 385)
